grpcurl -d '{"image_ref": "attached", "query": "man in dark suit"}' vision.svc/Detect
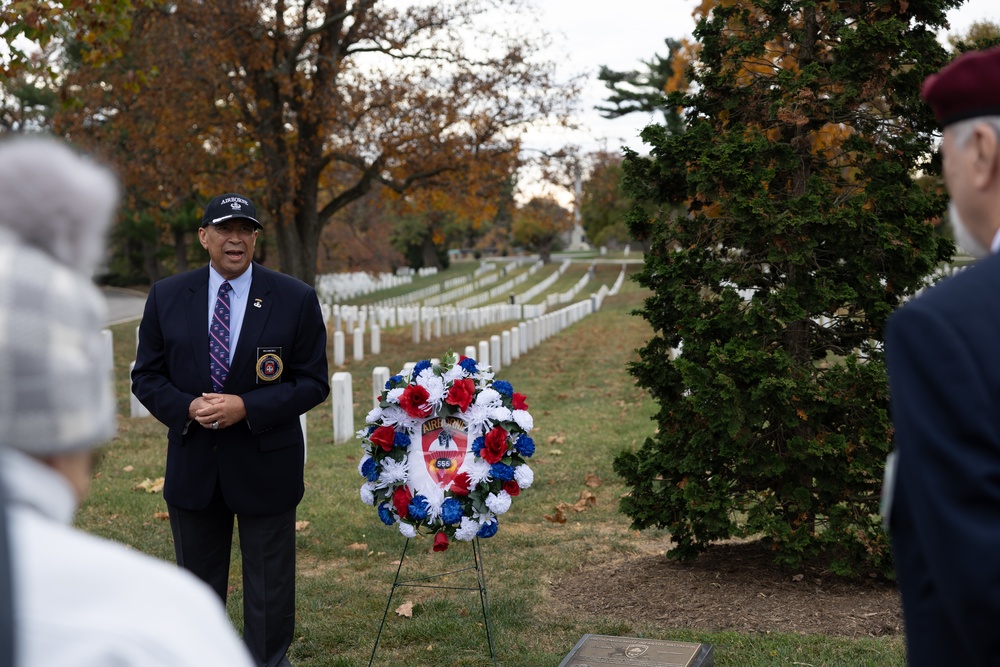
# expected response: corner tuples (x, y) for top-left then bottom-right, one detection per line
(132, 193), (329, 667)
(886, 46), (1000, 665)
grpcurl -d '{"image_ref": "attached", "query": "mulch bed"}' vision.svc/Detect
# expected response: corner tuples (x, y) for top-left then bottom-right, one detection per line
(550, 541), (902, 638)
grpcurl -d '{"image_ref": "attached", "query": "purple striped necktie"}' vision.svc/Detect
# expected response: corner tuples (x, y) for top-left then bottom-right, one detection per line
(209, 281), (232, 392)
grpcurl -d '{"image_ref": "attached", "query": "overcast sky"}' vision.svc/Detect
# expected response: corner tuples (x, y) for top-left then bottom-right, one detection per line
(522, 0), (999, 159)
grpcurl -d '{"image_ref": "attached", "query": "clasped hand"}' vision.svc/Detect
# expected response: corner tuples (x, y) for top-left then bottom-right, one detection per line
(190, 392), (247, 430)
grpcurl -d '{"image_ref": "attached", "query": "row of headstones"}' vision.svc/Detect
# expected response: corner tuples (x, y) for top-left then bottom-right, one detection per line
(329, 295), (599, 443)
(326, 302), (537, 367)
(315, 271), (413, 303)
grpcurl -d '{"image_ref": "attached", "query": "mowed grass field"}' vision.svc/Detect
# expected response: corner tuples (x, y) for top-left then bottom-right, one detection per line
(80, 268), (905, 666)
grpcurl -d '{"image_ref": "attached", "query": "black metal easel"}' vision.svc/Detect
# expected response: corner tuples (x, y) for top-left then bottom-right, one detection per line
(368, 537), (497, 667)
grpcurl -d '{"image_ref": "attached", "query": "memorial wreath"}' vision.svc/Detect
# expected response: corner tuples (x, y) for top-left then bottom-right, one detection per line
(357, 352), (535, 552)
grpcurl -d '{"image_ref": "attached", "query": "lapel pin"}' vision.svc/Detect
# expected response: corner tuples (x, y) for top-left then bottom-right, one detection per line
(253, 298), (263, 308)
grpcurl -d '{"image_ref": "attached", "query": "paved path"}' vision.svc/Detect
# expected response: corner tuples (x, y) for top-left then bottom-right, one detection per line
(102, 287), (147, 326)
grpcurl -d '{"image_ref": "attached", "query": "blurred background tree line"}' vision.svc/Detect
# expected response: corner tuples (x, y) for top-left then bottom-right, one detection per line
(0, 0), (653, 286)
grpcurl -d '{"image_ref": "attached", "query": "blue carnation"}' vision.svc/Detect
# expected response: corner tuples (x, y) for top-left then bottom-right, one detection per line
(408, 495), (430, 521)
(385, 374), (403, 389)
(367, 425), (377, 436)
(459, 357), (479, 374)
(441, 498), (464, 525)
(490, 462), (515, 482)
(378, 503), (396, 526)
(413, 359), (432, 375)
(477, 519), (499, 539)
(394, 432), (411, 448)
(361, 458), (379, 482)
(516, 434), (535, 458)
(492, 380), (513, 397)
(471, 436), (485, 456)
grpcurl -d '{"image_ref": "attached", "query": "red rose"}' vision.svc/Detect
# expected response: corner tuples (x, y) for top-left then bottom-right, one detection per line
(399, 384), (432, 418)
(433, 531), (449, 552)
(503, 480), (520, 497)
(449, 472), (472, 496)
(445, 378), (476, 412)
(370, 425), (395, 452)
(512, 392), (529, 410)
(392, 486), (413, 519)
(481, 426), (509, 464)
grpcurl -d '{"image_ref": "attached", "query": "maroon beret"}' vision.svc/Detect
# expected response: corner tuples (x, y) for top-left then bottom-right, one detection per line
(923, 46), (1000, 127)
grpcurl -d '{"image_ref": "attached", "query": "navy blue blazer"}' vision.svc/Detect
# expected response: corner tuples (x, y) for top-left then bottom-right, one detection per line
(886, 252), (1000, 664)
(131, 263), (329, 516)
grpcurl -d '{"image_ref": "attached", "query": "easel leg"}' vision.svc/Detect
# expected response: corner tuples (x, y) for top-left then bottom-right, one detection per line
(473, 537), (498, 667)
(368, 538), (410, 667)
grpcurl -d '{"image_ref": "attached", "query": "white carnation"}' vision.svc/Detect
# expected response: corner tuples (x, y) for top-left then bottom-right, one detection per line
(386, 388), (404, 404)
(485, 490), (512, 515)
(512, 409), (533, 432)
(514, 464), (534, 489)
(399, 522), (417, 539)
(454, 517), (479, 542)
(490, 406), (513, 424)
(417, 374), (446, 410)
(465, 458), (493, 486)
(423, 485), (445, 523)
(365, 406), (383, 424)
(443, 365), (466, 384)
(475, 387), (502, 408)
(360, 482), (376, 506)
(377, 456), (409, 488)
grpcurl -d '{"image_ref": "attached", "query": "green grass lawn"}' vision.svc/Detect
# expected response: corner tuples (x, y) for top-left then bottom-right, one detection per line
(83, 275), (905, 666)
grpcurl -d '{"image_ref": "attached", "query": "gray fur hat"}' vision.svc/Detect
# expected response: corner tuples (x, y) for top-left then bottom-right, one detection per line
(0, 136), (119, 454)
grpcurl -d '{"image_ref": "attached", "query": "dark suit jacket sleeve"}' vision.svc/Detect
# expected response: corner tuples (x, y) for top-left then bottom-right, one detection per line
(131, 283), (198, 430)
(887, 300), (1000, 659)
(239, 286), (329, 433)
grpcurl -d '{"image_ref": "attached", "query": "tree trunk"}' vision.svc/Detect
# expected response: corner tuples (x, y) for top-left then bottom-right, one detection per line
(421, 235), (442, 270)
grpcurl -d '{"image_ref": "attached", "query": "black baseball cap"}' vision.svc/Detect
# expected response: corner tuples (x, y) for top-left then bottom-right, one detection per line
(201, 193), (262, 229)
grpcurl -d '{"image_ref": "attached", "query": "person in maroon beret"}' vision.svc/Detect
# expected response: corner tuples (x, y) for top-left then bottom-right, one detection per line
(885, 45), (1000, 665)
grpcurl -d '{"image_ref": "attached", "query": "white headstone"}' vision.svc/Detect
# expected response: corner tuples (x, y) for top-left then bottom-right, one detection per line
(412, 319), (421, 344)
(464, 345), (477, 361)
(490, 334), (502, 372)
(128, 361), (150, 418)
(353, 327), (364, 362)
(371, 324), (381, 355)
(333, 330), (345, 367)
(300, 413), (308, 464)
(478, 341), (490, 368)
(331, 372), (354, 444)
(510, 326), (520, 360)
(372, 366), (390, 410)
(501, 330), (511, 367)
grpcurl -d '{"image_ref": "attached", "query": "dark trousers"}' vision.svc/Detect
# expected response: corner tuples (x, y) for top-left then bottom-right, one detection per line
(168, 480), (296, 667)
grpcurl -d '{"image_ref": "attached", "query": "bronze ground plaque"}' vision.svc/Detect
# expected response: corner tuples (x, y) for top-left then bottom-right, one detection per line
(557, 634), (714, 667)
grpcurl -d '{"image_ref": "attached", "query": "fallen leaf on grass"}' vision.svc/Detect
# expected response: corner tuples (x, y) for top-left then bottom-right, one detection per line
(132, 477), (164, 493)
(295, 520), (311, 531)
(122, 465), (134, 472)
(546, 435), (566, 445)
(573, 490), (597, 511)
(585, 473), (602, 488)
(395, 601), (414, 617)
(544, 506), (568, 524)
(347, 542), (368, 550)
(153, 511), (170, 521)
(549, 449), (563, 456)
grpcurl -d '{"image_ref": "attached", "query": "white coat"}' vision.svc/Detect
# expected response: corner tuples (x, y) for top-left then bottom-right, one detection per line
(1, 448), (255, 667)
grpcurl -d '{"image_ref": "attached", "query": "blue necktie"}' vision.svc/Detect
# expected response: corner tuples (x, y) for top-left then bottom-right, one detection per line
(209, 282), (232, 392)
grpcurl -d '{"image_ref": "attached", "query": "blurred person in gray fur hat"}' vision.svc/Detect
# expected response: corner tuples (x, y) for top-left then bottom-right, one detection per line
(0, 135), (254, 667)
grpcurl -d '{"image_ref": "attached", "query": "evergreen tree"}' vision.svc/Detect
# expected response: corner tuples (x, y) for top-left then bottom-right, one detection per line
(596, 38), (685, 135)
(614, 0), (960, 576)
